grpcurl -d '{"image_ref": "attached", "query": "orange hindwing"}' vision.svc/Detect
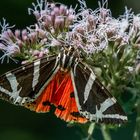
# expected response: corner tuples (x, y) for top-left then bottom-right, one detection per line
(25, 70), (87, 123)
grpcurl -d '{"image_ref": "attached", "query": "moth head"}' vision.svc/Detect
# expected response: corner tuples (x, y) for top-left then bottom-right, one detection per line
(58, 46), (80, 72)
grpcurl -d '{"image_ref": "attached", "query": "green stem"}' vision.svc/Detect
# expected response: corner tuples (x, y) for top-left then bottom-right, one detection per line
(88, 123), (95, 138)
(133, 101), (140, 140)
(101, 125), (112, 140)
(83, 123), (95, 140)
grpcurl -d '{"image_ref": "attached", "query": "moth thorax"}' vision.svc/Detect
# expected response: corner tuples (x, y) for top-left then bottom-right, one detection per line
(59, 48), (77, 72)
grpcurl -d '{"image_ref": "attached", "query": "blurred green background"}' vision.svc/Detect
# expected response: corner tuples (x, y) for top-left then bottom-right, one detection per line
(0, 0), (139, 140)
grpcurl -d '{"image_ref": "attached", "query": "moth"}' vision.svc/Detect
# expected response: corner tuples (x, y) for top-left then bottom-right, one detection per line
(0, 46), (127, 124)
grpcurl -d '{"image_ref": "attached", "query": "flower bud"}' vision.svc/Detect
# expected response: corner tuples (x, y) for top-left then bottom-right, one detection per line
(33, 11), (41, 20)
(1, 31), (9, 39)
(15, 30), (21, 39)
(22, 35), (28, 42)
(7, 29), (14, 38)
(54, 16), (61, 30)
(17, 40), (23, 48)
(60, 5), (67, 15)
(51, 11), (56, 24)
(53, 7), (60, 16)
(28, 33), (36, 44)
(38, 51), (44, 58)
(22, 29), (28, 37)
(65, 15), (75, 26)
(7, 44), (20, 55)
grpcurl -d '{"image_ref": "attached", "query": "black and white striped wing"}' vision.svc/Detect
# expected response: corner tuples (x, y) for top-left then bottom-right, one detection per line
(71, 62), (127, 124)
(0, 55), (58, 105)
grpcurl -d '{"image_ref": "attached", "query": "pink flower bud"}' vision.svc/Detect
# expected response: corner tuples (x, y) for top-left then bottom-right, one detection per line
(60, 5), (67, 15)
(17, 40), (23, 48)
(44, 48), (49, 54)
(54, 16), (61, 29)
(65, 15), (75, 26)
(44, 15), (53, 28)
(40, 10), (47, 17)
(29, 32), (37, 43)
(33, 11), (41, 20)
(1, 31), (9, 39)
(53, 7), (60, 16)
(7, 44), (20, 55)
(22, 60), (29, 65)
(22, 29), (27, 37)
(59, 18), (65, 29)
(22, 35), (28, 42)
(51, 11), (56, 24)
(7, 29), (14, 38)
(68, 8), (74, 15)
(38, 51), (44, 58)
(15, 30), (21, 39)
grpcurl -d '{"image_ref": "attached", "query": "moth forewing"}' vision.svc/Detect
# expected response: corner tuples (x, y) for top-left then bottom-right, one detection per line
(0, 55), (57, 105)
